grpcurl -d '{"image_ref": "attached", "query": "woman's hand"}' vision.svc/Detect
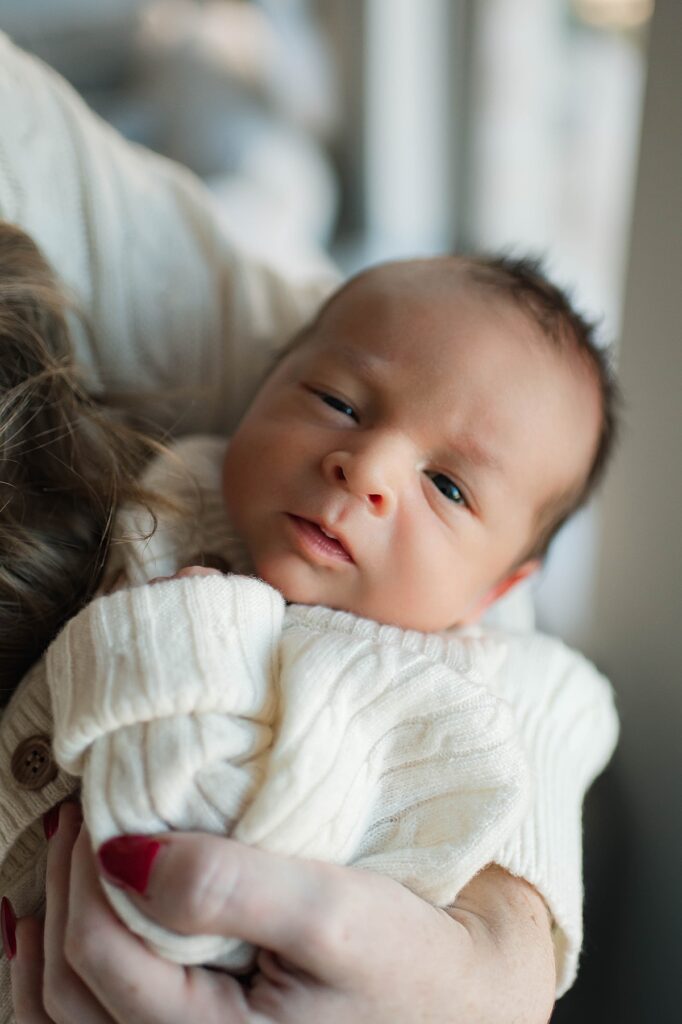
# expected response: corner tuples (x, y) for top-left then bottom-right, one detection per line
(10, 803), (555, 1023)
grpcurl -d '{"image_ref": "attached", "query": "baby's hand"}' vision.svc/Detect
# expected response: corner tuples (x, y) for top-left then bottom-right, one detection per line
(147, 565), (225, 586)
(104, 564), (226, 594)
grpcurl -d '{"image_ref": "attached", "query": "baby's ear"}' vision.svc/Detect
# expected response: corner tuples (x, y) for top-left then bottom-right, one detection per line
(460, 559), (541, 625)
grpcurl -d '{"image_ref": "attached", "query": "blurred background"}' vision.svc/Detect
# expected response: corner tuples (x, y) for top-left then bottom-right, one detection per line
(1, 1), (679, 1019)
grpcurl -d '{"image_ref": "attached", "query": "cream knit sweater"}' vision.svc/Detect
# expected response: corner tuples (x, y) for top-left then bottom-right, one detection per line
(46, 438), (529, 970)
(45, 436), (618, 993)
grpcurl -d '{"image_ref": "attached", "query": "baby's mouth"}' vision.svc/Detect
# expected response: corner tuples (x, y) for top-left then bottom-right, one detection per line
(287, 515), (354, 563)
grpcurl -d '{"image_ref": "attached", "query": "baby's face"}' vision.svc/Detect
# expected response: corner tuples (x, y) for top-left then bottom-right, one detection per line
(223, 263), (600, 630)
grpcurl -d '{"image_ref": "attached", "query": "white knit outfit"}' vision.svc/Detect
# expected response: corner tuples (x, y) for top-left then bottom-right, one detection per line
(0, 32), (618, 1016)
(46, 437), (528, 970)
(46, 436), (618, 991)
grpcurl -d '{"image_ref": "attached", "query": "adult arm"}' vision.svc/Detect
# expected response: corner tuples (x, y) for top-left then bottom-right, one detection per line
(0, 32), (339, 436)
(11, 805), (556, 1024)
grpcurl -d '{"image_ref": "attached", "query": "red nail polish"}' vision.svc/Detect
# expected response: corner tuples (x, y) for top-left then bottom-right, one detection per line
(1, 897), (16, 961)
(43, 804), (61, 840)
(98, 836), (162, 895)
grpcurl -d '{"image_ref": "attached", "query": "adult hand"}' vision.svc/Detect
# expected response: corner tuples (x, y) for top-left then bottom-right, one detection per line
(10, 803), (555, 1023)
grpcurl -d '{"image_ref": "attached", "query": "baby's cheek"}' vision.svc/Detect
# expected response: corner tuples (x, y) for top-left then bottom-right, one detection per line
(375, 552), (462, 632)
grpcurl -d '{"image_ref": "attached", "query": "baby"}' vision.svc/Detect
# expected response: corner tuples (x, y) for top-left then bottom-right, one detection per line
(45, 254), (618, 987)
(222, 254), (607, 625)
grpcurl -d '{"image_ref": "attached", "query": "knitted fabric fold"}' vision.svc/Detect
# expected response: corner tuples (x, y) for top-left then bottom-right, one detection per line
(48, 575), (283, 775)
(46, 575), (529, 968)
(42, 433), (619, 988)
(485, 631), (618, 994)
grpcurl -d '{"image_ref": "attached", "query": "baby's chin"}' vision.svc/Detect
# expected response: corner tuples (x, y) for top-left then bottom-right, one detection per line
(255, 558), (460, 632)
(252, 554), (368, 618)
(256, 558), (347, 610)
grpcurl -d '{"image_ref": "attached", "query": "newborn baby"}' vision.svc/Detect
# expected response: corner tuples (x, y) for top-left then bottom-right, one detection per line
(47, 254), (617, 988)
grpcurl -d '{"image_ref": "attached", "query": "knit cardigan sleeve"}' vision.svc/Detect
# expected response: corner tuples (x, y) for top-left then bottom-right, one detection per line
(46, 580), (530, 970)
(483, 630), (619, 996)
(0, 31), (339, 436)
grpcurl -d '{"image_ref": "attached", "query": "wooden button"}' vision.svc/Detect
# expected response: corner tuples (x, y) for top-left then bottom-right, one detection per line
(11, 735), (58, 790)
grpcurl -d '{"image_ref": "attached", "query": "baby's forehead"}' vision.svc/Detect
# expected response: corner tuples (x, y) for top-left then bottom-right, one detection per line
(327, 258), (469, 310)
(310, 260), (587, 391)
(309, 259), (481, 346)
(305, 262), (601, 459)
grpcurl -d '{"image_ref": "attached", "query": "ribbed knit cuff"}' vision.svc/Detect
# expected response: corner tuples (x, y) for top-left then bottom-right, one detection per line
(487, 636), (619, 996)
(47, 574), (284, 773)
(285, 602), (508, 679)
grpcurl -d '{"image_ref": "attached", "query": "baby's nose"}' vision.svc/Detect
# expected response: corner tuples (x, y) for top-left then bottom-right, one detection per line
(323, 450), (395, 515)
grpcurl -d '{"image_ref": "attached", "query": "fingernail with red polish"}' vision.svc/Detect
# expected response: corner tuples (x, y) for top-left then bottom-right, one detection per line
(1, 897), (16, 961)
(98, 836), (162, 895)
(43, 804), (61, 841)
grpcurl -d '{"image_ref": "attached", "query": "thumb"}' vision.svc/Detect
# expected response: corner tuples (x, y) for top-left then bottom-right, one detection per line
(97, 832), (381, 985)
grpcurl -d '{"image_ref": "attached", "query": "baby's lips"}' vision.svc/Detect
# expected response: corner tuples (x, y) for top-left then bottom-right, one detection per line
(320, 525), (353, 560)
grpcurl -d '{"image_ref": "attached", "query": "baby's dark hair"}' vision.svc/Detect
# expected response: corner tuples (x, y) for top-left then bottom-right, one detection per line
(0, 222), (163, 701)
(461, 254), (620, 561)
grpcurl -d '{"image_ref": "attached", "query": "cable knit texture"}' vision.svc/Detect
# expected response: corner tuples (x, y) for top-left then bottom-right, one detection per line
(47, 567), (528, 968)
(43, 436), (619, 988)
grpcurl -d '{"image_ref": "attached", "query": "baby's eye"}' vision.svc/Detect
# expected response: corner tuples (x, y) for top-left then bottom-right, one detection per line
(317, 392), (358, 421)
(428, 472), (466, 506)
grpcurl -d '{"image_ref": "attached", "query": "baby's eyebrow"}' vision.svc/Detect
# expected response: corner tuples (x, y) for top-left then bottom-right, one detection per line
(326, 346), (504, 474)
(332, 344), (387, 379)
(447, 433), (503, 474)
